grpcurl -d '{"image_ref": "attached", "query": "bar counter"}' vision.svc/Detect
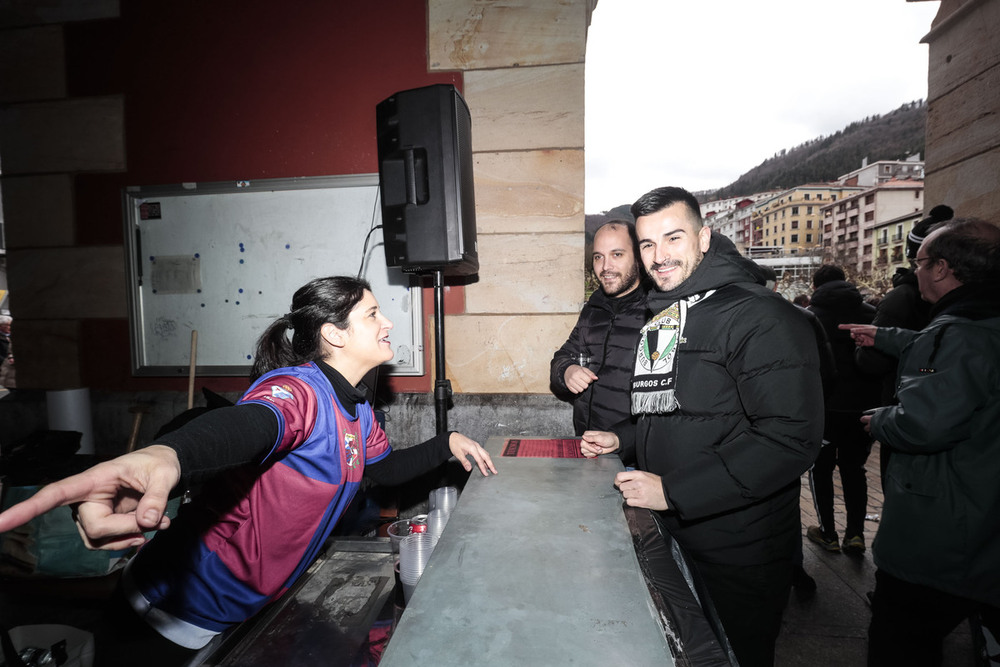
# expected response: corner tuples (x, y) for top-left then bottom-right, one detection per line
(379, 436), (674, 665)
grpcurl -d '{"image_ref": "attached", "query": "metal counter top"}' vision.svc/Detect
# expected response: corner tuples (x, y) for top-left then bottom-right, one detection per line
(379, 436), (674, 665)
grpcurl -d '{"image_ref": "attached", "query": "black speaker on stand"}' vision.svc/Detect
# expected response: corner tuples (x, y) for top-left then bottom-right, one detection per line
(376, 84), (479, 434)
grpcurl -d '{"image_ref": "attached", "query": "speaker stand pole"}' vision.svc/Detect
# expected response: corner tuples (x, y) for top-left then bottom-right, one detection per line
(432, 270), (451, 435)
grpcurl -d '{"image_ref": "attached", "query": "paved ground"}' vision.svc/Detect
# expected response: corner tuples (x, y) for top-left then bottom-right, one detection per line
(779, 441), (977, 666)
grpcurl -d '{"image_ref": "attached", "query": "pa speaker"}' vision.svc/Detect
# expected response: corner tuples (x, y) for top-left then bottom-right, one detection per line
(376, 84), (479, 276)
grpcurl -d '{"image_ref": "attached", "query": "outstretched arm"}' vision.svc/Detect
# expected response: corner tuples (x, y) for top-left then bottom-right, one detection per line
(0, 445), (181, 551)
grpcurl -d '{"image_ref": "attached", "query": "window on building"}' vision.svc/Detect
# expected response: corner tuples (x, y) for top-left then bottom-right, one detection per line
(791, 220), (799, 229)
(791, 234), (798, 243)
(850, 215), (858, 225)
(865, 194), (875, 205)
(804, 194), (811, 200)
(792, 206), (799, 215)
(806, 233), (813, 243)
(865, 211), (874, 222)
(807, 220), (813, 229)
(807, 206), (813, 214)
(831, 195), (837, 201)
(781, 223), (786, 231)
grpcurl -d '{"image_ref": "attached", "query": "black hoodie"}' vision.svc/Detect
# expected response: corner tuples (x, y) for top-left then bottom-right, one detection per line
(615, 232), (824, 566)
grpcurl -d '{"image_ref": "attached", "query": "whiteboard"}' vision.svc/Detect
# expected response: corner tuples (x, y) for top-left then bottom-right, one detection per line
(122, 174), (424, 377)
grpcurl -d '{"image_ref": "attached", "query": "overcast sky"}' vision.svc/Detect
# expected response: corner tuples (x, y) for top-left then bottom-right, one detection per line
(585, 0), (941, 213)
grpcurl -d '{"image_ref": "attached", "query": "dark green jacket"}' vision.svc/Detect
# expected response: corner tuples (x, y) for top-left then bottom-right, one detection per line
(870, 285), (1000, 606)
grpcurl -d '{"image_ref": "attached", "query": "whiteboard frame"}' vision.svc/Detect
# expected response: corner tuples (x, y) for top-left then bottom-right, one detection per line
(122, 174), (424, 377)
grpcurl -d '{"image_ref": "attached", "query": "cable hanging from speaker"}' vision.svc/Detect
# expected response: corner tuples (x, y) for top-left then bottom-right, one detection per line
(357, 185), (383, 279)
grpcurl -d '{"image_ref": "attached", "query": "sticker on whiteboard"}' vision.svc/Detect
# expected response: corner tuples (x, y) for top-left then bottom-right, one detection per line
(151, 256), (202, 294)
(140, 202), (162, 220)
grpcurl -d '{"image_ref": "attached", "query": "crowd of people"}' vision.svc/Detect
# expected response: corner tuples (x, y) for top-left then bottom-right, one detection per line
(0, 185), (997, 666)
(557, 189), (998, 666)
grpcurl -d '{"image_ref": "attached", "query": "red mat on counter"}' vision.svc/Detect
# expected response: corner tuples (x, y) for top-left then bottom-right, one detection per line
(501, 438), (584, 458)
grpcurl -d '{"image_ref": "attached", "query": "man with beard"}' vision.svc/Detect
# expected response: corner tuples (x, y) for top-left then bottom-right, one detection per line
(551, 220), (648, 434)
(582, 187), (823, 667)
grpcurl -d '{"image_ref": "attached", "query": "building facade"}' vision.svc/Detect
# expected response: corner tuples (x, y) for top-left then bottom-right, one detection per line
(755, 185), (864, 253)
(836, 155), (924, 187)
(821, 180), (924, 275)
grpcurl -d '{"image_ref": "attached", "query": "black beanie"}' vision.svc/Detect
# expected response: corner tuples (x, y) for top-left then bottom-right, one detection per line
(906, 204), (954, 259)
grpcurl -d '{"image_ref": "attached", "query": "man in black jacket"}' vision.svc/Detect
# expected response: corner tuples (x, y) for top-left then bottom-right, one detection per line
(551, 220), (648, 434)
(582, 187), (823, 667)
(806, 265), (880, 556)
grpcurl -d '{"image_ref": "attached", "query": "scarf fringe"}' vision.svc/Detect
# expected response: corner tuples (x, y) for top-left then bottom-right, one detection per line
(632, 391), (680, 415)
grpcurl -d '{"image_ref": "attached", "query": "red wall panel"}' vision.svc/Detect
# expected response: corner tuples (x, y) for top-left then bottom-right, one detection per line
(66, 1), (462, 394)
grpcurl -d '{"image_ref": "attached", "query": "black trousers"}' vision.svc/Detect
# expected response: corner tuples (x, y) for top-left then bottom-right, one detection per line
(811, 410), (872, 539)
(693, 557), (793, 667)
(868, 569), (1000, 666)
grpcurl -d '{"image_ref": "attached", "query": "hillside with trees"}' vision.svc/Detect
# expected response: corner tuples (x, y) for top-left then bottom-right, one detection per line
(703, 100), (926, 201)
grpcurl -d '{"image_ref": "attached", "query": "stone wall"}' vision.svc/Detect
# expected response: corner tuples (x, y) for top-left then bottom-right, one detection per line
(923, 0), (1000, 221)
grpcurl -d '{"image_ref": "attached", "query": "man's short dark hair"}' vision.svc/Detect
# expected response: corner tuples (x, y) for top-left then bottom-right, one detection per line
(594, 219), (641, 266)
(923, 218), (1000, 285)
(630, 186), (703, 226)
(813, 264), (846, 288)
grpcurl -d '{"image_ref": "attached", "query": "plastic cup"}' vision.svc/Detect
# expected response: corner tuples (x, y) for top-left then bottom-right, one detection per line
(426, 508), (450, 538)
(387, 519), (411, 553)
(429, 486), (458, 515)
(401, 580), (417, 605)
(398, 533), (438, 586)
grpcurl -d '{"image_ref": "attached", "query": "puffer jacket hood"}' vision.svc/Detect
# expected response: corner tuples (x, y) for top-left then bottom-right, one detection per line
(809, 279), (866, 312)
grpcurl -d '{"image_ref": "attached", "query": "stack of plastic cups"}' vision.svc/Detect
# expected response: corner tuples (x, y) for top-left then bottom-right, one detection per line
(398, 532), (439, 604)
(428, 486), (458, 515)
(426, 508), (449, 538)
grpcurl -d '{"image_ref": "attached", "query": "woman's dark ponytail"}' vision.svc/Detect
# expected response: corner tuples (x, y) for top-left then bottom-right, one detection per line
(250, 276), (371, 381)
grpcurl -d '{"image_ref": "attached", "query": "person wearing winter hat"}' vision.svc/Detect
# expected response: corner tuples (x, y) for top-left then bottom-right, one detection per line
(856, 204), (954, 484)
(905, 204), (954, 260)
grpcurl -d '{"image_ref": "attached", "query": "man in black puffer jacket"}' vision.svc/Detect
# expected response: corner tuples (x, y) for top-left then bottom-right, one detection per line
(551, 220), (648, 434)
(806, 265), (881, 556)
(582, 187), (823, 667)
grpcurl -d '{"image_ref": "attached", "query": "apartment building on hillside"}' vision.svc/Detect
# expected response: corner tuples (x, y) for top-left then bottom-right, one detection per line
(836, 155), (924, 187)
(872, 210), (923, 281)
(706, 198), (755, 252)
(754, 184), (864, 253)
(822, 179), (924, 275)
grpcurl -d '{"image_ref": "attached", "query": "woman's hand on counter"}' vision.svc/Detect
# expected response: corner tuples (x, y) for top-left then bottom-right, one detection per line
(448, 433), (498, 477)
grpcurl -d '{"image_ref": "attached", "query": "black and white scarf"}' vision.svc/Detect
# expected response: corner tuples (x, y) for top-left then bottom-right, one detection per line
(631, 290), (715, 415)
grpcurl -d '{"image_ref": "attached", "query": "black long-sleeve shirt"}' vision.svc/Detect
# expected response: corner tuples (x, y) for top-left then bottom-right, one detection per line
(155, 360), (452, 489)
